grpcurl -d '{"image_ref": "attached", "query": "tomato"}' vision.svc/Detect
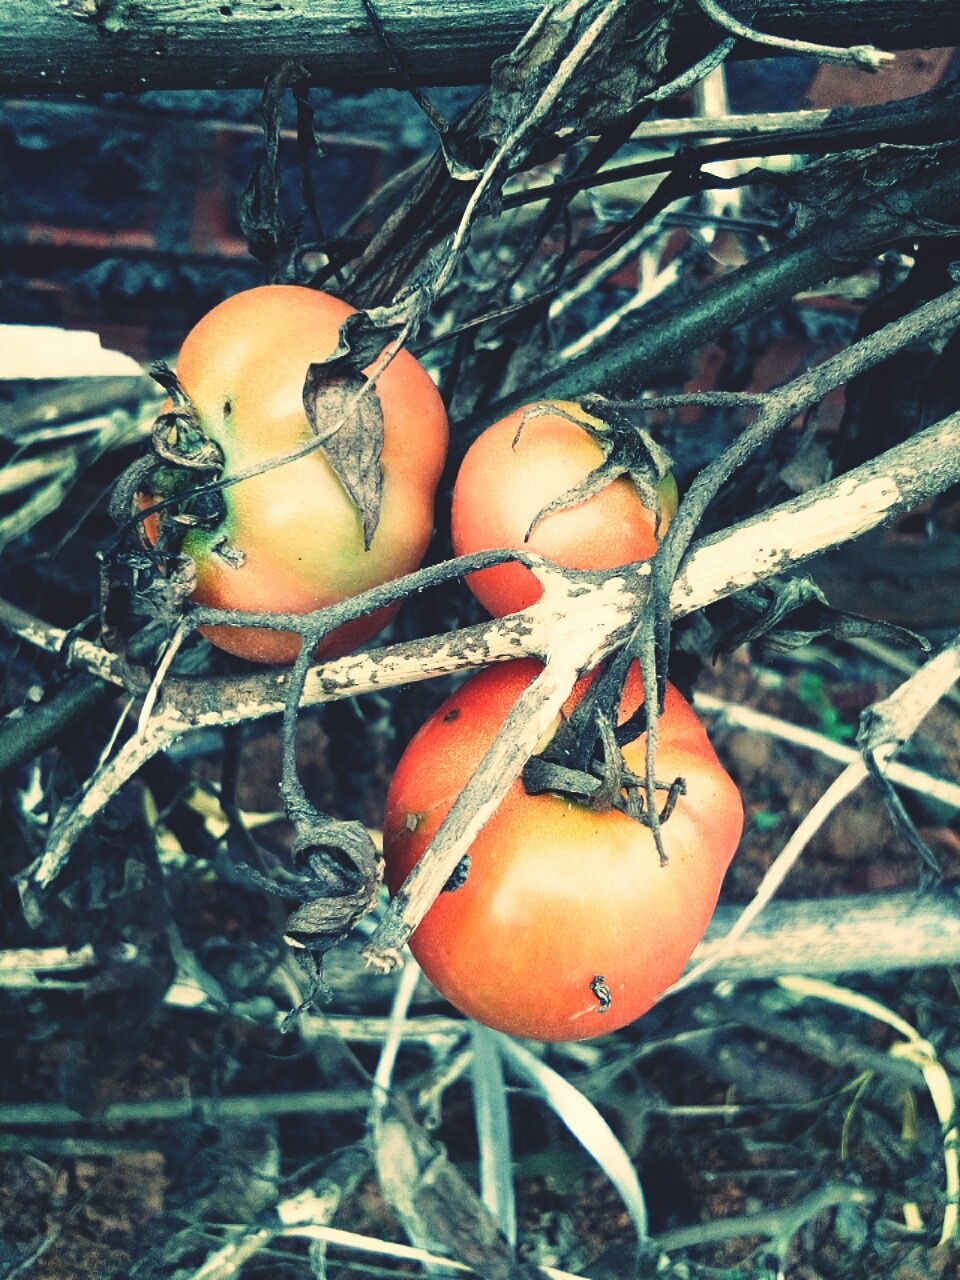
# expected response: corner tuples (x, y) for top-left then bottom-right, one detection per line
(146, 285), (448, 664)
(451, 400), (677, 617)
(383, 660), (742, 1041)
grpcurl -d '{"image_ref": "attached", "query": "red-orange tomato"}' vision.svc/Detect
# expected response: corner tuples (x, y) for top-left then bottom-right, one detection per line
(383, 660), (742, 1041)
(159, 285), (448, 664)
(451, 401), (677, 617)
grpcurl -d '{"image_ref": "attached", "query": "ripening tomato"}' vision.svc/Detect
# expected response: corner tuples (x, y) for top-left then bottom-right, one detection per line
(451, 400), (677, 617)
(147, 285), (448, 664)
(383, 660), (742, 1041)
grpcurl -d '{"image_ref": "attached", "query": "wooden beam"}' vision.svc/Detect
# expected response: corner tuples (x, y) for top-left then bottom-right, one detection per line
(3, 0), (960, 95)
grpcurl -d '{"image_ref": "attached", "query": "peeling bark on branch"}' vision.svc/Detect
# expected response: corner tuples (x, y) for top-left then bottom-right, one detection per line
(2, 0), (960, 94)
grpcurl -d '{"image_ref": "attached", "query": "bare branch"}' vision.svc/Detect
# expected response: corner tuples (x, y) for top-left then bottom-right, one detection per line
(694, 692), (960, 810)
(696, 0), (893, 69)
(9, 408), (960, 914)
(4, 0), (956, 94)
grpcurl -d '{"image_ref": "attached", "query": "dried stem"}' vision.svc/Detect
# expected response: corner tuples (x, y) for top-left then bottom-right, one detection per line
(9, 407), (960, 917)
(694, 692), (960, 810)
(653, 1181), (873, 1254)
(697, 0), (893, 69)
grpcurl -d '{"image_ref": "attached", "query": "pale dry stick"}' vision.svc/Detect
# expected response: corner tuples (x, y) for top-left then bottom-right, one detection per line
(559, 256), (682, 360)
(272, 1222), (590, 1280)
(13, 413), (960, 913)
(136, 620), (187, 742)
(0, 1090), (371, 1128)
(639, 36), (736, 104)
(188, 1149), (369, 1280)
(691, 891), (960, 983)
(866, 632), (960, 754)
(696, 0), (893, 69)
(847, 636), (960, 712)
(5, 403), (157, 451)
(0, 475), (78, 550)
(18, 722), (173, 925)
(690, 62), (747, 230)
(0, 450), (76, 497)
(417, 1045), (476, 1117)
(549, 216), (666, 320)
(161, 1223), (265, 1280)
(670, 766), (865, 999)
(630, 107), (832, 141)
(0, 943), (101, 974)
(0, 405), (157, 548)
(651, 1181), (873, 1255)
(693, 692), (960, 809)
(298, 1012), (465, 1048)
(470, 1023), (517, 1244)
(95, 696), (136, 771)
(371, 954), (422, 1107)
(670, 634), (960, 997)
(0, 597), (125, 686)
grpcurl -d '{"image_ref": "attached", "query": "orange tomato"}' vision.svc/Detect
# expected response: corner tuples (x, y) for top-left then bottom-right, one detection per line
(451, 401), (676, 616)
(148, 285), (448, 663)
(383, 659), (742, 1041)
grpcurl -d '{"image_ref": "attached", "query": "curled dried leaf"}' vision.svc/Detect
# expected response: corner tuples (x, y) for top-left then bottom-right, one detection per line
(718, 575), (932, 656)
(283, 818), (382, 953)
(148, 363), (223, 471)
(302, 363), (385, 550)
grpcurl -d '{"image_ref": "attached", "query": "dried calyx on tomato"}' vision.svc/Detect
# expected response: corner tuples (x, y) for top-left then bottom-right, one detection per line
(112, 285), (448, 664)
(521, 657), (686, 830)
(383, 658), (743, 1042)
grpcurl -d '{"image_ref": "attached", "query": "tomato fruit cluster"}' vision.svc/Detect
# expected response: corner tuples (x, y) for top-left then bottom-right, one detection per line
(130, 288), (742, 1042)
(383, 659), (743, 1041)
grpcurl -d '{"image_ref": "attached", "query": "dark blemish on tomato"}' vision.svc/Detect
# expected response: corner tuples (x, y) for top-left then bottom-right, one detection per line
(442, 708), (461, 723)
(223, 399), (233, 416)
(590, 975), (612, 1013)
(443, 855), (471, 892)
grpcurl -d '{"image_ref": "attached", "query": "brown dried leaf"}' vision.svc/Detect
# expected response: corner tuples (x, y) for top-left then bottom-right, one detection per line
(486, 0), (675, 142)
(327, 308), (405, 370)
(303, 363), (385, 549)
